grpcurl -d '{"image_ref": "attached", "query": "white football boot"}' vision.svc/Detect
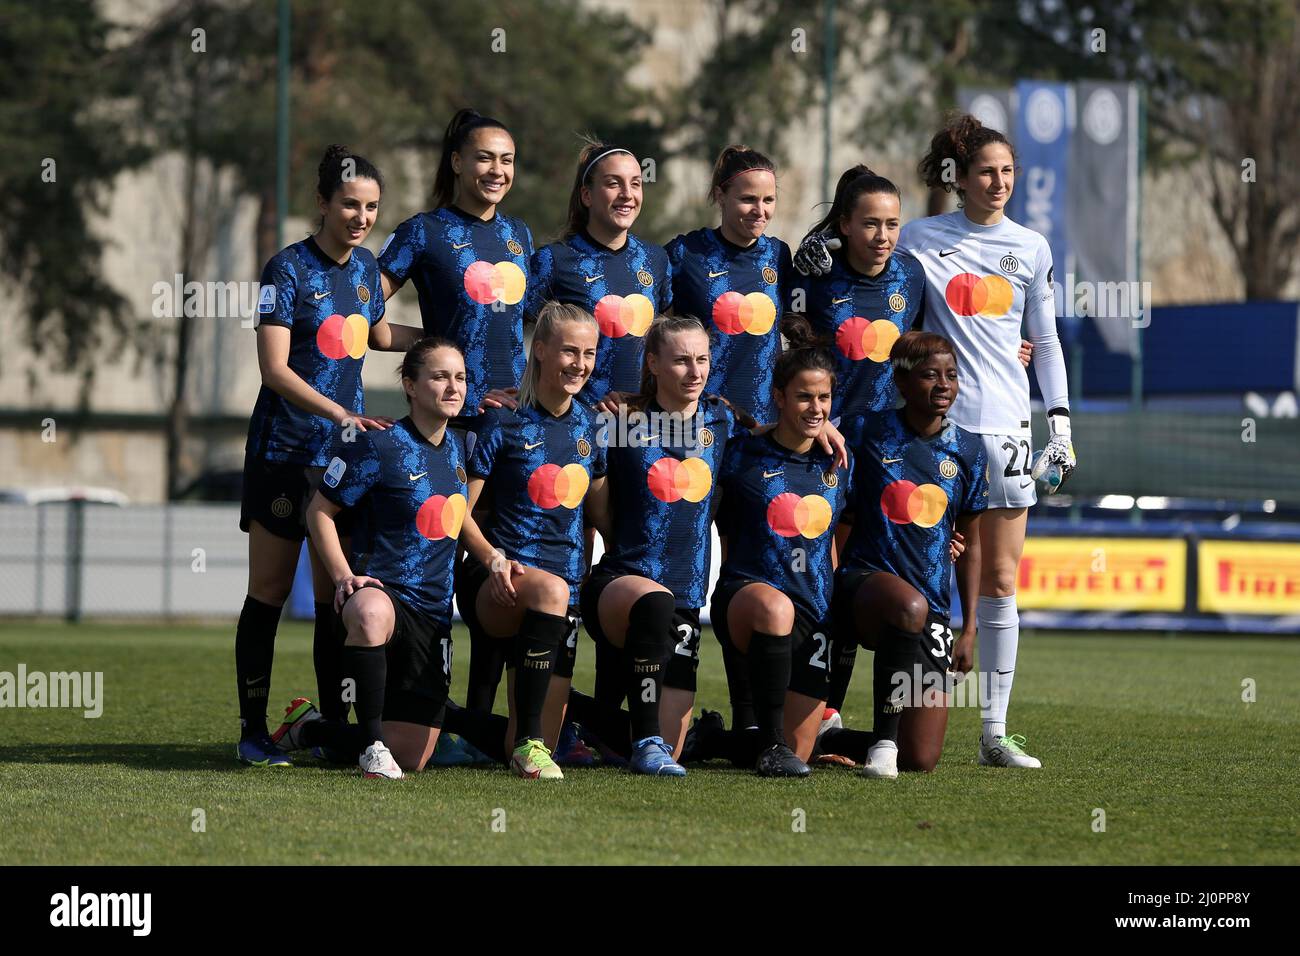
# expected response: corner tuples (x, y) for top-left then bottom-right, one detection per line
(360, 741), (404, 780)
(978, 733), (1042, 768)
(860, 739), (899, 779)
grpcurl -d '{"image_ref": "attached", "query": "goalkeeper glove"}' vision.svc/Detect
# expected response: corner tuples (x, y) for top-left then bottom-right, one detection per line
(1031, 409), (1076, 494)
(792, 229), (841, 277)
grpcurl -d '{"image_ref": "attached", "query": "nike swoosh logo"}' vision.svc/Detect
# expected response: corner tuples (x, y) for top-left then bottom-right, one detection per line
(452, 241), (472, 250)
(584, 274), (604, 284)
(524, 440), (544, 450)
(762, 470), (783, 478)
(882, 457), (903, 464)
(526, 649), (550, 658)
(245, 677), (263, 685)
(938, 249), (959, 258)
(831, 297), (852, 305)
(409, 472), (427, 481)
(1019, 480), (1032, 489)
(632, 657), (650, 664)
(708, 270), (728, 278)
(313, 291), (330, 300)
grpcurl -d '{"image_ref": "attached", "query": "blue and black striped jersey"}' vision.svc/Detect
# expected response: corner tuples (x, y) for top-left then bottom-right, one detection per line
(839, 410), (988, 617)
(529, 231), (672, 403)
(378, 206), (533, 416)
(796, 249), (925, 419)
(318, 418), (466, 626)
(468, 401), (607, 604)
(666, 228), (791, 424)
(715, 432), (853, 623)
(594, 396), (744, 610)
(247, 237), (384, 466)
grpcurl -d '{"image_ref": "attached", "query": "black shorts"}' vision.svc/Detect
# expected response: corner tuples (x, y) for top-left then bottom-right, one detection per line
(711, 577), (832, 701)
(831, 567), (878, 647)
(239, 456), (352, 541)
(580, 566), (702, 692)
(344, 583), (451, 728)
(832, 569), (955, 680)
(455, 554), (581, 679)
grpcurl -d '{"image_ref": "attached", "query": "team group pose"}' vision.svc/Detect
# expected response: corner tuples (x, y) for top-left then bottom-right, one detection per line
(238, 108), (1075, 781)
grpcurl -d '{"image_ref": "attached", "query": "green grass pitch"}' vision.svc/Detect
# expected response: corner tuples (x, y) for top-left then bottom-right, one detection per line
(1, 621), (1297, 865)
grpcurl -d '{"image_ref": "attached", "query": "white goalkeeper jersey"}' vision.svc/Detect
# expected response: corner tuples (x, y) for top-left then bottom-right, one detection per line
(899, 210), (1070, 436)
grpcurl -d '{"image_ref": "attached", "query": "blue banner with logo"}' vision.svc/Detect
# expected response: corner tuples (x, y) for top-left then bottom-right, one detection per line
(1009, 81), (1074, 337)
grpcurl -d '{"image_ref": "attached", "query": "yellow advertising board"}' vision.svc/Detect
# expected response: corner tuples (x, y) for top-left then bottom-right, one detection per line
(1017, 537), (1187, 611)
(1197, 540), (1300, 615)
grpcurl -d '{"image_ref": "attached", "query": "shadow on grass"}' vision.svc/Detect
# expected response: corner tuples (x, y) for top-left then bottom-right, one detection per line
(0, 743), (288, 772)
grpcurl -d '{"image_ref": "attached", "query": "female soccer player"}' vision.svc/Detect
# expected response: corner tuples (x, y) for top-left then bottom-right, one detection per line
(578, 315), (847, 775)
(579, 315), (740, 776)
(455, 302), (609, 780)
(236, 145), (412, 766)
(378, 108), (535, 716)
(834, 330), (987, 778)
(712, 330), (852, 776)
(277, 338), (476, 778)
(795, 156), (1041, 752)
(795, 166), (926, 420)
(529, 140), (672, 411)
(666, 145), (791, 425)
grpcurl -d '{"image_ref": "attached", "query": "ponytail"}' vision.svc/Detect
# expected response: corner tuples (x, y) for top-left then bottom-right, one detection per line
(432, 108), (510, 209)
(316, 144), (383, 202)
(803, 163), (899, 242)
(773, 317), (837, 393)
(918, 112), (1016, 205)
(708, 144), (776, 203)
(563, 138), (637, 239)
(633, 314), (711, 408)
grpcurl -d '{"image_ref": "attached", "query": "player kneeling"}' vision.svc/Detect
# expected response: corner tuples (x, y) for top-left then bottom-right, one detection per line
(275, 338), (476, 778)
(834, 331), (987, 779)
(711, 342), (852, 776)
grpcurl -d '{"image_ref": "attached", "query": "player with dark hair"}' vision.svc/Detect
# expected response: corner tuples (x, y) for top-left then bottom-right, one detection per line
(273, 338), (476, 778)
(455, 302), (609, 780)
(711, 337), (852, 776)
(377, 108), (534, 718)
(235, 144), (416, 766)
(529, 140), (672, 412)
(798, 118), (1072, 767)
(665, 145), (790, 425)
(573, 315), (848, 775)
(834, 330), (987, 778)
(793, 160), (1034, 736)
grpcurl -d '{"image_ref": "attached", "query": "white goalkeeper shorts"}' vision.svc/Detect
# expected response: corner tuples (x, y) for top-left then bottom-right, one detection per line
(981, 432), (1039, 510)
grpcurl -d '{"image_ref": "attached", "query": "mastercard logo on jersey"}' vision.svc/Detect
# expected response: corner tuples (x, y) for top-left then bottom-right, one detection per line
(767, 493), (832, 539)
(528, 463), (589, 509)
(317, 313), (369, 360)
(647, 456), (712, 504)
(880, 480), (948, 528)
(595, 293), (654, 338)
(464, 260), (526, 306)
(713, 291), (776, 336)
(415, 493), (467, 540)
(835, 316), (900, 362)
(945, 273), (1014, 318)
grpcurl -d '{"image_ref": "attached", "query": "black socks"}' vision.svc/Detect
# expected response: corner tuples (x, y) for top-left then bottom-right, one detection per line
(466, 630), (508, 713)
(872, 622), (920, 745)
(624, 591), (676, 741)
(235, 595), (283, 738)
(746, 630), (792, 747)
(826, 635), (858, 712)
(344, 644), (386, 745)
(313, 602), (349, 720)
(512, 609), (568, 743)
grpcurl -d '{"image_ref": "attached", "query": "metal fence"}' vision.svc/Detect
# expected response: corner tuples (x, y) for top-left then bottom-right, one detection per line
(0, 502), (248, 619)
